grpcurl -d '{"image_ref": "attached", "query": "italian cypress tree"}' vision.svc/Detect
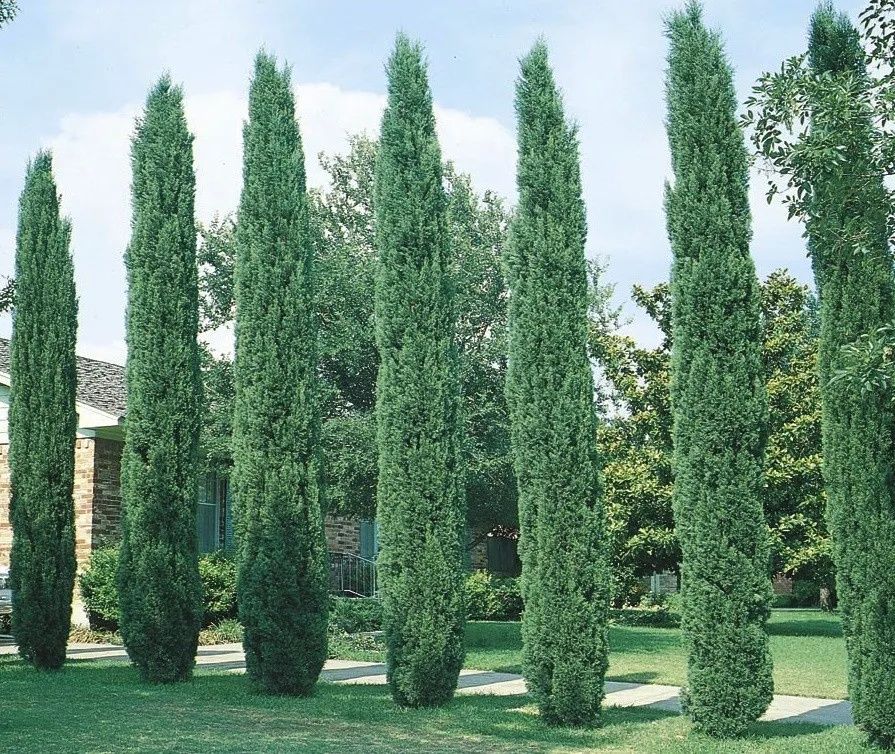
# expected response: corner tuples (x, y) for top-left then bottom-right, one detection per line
(232, 52), (328, 696)
(807, 8), (895, 745)
(505, 42), (610, 727)
(118, 77), (203, 683)
(665, 5), (773, 737)
(374, 35), (466, 708)
(8, 151), (77, 670)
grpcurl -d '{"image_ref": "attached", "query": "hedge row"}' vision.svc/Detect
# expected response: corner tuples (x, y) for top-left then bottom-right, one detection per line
(80, 552), (530, 632)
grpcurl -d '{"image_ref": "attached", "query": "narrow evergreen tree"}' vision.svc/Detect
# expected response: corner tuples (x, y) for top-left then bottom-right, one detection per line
(9, 151), (77, 670)
(505, 42), (610, 726)
(807, 8), (895, 745)
(232, 52), (328, 696)
(374, 35), (465, 708)
(664, 5), (773, 737)
(118, 77), (203, 683)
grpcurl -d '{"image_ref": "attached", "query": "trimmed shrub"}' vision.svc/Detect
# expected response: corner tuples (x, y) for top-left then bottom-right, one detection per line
(81, 547), (238, 630)
(329, 597), (382, 634)
(79, 546), (121, 630)
(610, 607), (680, 629)
(198, 551), (237, 626)
(464, 572), (523, 621)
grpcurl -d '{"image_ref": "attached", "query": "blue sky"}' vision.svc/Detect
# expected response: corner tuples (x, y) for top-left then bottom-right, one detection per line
(0, 0), (865, 362)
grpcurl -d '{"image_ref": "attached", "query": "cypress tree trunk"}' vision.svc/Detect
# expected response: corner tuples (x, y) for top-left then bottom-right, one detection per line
(232, 52), (328, 696)
(807, 9), (895, 745)
(9, 151), (77, 670)
(374, 35), (466, 708)
(665, 6), (773, 737)
(505, 42), (609, 727)
(118, 78), (203, 683)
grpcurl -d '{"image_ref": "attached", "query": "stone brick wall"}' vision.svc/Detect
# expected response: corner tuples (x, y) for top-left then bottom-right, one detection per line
(0, 437), (124, 572)
(325, 515), (360, 555)
(73, 439), (97, 568)
(91, 438), (122, 548)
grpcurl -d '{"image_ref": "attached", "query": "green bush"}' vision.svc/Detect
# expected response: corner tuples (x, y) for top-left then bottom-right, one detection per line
(81, 546), (238, 630)
(464, 572), (523, 621)
(198, 618), (243, 645)
(79, 546), (121, 630)
(329, 597), (382, 634)
(198, 551), (237, 626)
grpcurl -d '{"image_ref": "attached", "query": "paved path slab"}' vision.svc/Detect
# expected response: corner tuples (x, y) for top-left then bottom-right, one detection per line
(0, 638), (854, 726)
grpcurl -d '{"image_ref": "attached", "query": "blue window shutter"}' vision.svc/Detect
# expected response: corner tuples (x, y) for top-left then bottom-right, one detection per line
(360, 519), (379, 559)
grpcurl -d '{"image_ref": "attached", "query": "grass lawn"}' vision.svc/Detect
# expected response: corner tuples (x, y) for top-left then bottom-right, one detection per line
(464, 610), (848, 700)
(0, 658), (864, 753)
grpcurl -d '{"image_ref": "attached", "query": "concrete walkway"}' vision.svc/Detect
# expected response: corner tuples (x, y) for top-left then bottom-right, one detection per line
(0, 639), (853, 727)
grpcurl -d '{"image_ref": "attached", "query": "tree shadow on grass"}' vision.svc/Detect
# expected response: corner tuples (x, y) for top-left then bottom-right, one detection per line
(606, 670), (662, 683)
(767, 617), (842, 638)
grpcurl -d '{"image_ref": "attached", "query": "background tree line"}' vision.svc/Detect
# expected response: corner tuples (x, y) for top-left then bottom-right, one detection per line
(196, 131), (829, 604)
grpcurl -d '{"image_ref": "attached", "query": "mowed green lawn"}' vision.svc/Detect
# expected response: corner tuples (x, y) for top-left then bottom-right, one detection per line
(465, 610), (847, 699)
(0, 659), (863, 754)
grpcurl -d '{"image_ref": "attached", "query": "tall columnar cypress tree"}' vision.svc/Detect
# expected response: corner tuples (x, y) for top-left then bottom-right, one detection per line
(505, 42), (610, 727)
(9, 151), (77, 670)
(374, 35), (466, 708)
(807, 8), (895, 745)
(665, 5), (773, 738)
(232, 52), (328, 696)
(118, 77), (203, 683)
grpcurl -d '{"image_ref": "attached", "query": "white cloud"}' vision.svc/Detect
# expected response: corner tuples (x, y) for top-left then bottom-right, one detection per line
(42, 82), (515, 359)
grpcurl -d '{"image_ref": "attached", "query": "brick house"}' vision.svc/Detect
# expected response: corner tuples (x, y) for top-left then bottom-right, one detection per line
(0, 339), (126, 573)
(0, 339), (396, 571)
(0, 339), (515, 605)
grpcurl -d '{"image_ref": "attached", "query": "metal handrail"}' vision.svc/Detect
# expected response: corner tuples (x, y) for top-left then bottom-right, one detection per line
(329, 552), (378, 598)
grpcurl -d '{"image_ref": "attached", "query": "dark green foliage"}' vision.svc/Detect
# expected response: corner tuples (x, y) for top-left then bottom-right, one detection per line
(506, 42), (609, 726)
(197, 551), (237, 626)
(8, 151), (77, 670)
(329, 597), (382, 634)
(807, 8), (895, 746)
(665, 5), (773, 737)
(374, 35), (466, 708)
(589, 279), (678, 606)
(81, 546), (237, 630)
(232, 52), (328, 696)
(463, 572), (523, 622)
(79, 546), (122, 630)
(322, 415), (377, 517)
(591, 270), (827, 608)
(760, 271), (829, 588)
(118, 77), (203, 683)
(311, 135), (514, 532)
(0, 0), (16, 27)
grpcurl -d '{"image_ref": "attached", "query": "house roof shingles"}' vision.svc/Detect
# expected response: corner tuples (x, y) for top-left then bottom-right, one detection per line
(0, 337), (126, 418)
